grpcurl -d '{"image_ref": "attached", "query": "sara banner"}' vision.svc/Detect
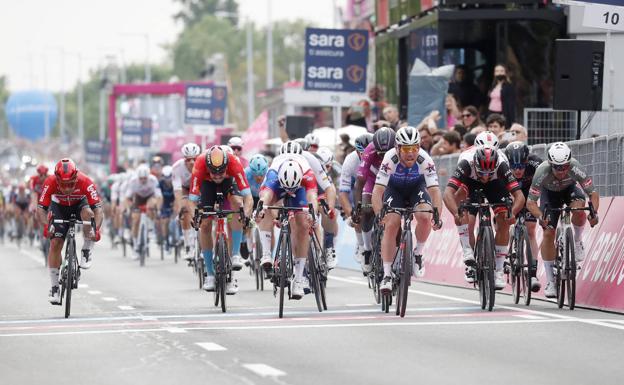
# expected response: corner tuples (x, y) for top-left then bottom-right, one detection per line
(184, 84), (227, 125)
(120, 117), (152, 147)
(304, 28), (369, 93)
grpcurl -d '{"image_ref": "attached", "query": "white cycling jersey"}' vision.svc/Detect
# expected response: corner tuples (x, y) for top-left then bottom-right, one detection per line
(339, 151), (360, 193)
(125, 174), (162, 199)
(301, 151), (332, 191)
(110, 180), (122, 203)
(171, 158), (192, 191)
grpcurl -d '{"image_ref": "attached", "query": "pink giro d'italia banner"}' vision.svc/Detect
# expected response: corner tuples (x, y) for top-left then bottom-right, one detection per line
(242, 110), (269, 159)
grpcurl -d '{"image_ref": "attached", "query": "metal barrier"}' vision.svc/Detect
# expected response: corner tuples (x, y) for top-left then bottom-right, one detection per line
(523, 108), (624, 143)
(432, 133), (624, 197)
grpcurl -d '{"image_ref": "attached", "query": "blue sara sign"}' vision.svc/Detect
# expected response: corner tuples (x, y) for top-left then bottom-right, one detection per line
(184, 84), (227, 125)
(85, 140), (110, 164)
(121, 117), (152, 147)
(304, 28), (369, 93)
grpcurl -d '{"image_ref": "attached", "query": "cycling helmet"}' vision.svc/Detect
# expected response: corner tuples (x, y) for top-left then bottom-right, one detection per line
(278, 160), (303, 191)
(279, 141), (302, 155)
(220, 145), (234, 155)
(305, 133), (320, 147)
(37, 164), (49, 175)
(54, 158), (78, 183)
(473, 147), (499, 174)
(505, 141), (529, 167)
(162, 165), (173, 178)
(249, 154), (269, 177)
(136, 165), (150, 178)
(181, 142), (201, 158)
(395, 126), (420, 146)
(316, 147), (334, 167)
(206, 145), (229, 173)
(547, 142), (572, 165)
(372, 127), (396, 153)
(294, 138), (310, 151)
(474, 131), (499, 149)
(151, 155), (163, 165)
(354, 133), (373, 153)
(227, 137), (243, 148)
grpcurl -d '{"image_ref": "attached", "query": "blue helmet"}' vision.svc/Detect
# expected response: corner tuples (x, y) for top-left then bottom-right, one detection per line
(249, 154), (269, 176)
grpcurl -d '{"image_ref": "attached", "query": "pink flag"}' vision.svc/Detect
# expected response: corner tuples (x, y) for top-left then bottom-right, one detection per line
(242, 110), (269, 158)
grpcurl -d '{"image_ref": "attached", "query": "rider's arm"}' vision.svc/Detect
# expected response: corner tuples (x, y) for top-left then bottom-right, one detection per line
(242, 193), (253, 218)
(443, 161), (470, 218)
(526, 162), (548, 220)
(339, 192), (352, 217)
(324, 184), (337, 212)
(510, 189), (525, 218)
(498, 162), (524, 217)
(570, 159), (600, 213)
(93, 206), (104, 230)
(173, 190), (184, 216)
(371, 184), (385, 216)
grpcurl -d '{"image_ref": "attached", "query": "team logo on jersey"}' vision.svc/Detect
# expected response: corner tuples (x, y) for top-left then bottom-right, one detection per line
(417, 155), (425, 163)
(380, 162), (391, 173)
(426, 162), (436, 173)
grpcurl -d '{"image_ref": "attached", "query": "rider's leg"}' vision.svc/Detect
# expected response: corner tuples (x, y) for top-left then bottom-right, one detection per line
(291, 212), (311, 281)
(381, 213), (400, 277)
(199, 218), (214, 275)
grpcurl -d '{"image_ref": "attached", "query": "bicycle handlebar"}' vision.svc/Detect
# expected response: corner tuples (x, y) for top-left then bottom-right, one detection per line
(53, 218), (95, 226)
(542, 203), (597, 228)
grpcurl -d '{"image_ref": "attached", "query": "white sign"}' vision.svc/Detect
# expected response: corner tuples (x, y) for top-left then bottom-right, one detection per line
(583, 3), (624, 31)
(319, 93), (351, 107)
(192, 124), (215, 137)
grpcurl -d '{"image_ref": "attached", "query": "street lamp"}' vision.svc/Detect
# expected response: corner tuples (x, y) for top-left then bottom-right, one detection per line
(119, 33), (151, 83)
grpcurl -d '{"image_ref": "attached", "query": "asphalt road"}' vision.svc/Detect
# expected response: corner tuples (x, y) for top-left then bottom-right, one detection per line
(2, 237), (624, 385)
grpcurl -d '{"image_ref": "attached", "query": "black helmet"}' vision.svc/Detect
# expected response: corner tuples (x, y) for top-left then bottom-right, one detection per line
(354, 133), (373, 153)
(505, 141), (529, 168)
(372, 127), (395, 153)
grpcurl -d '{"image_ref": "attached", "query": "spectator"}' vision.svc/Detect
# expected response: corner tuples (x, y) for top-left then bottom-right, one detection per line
(462, 132), (476, 148)
(446, 94), (462, 128)
(418, 126), (434, 154)
(337, 133), (355, 163)
(431, 131), (462, 155)
(345, 99), (372, 131)
(378, 105), (403, 131)
(278, 115), (288, 142)
(510, 123), (528, 143)
(448, 64), (483, 109)
(451, 123), (467, 139)
(488, 64), (516, 128)
(486, 113), (506, 137)
(460, 106), (482, 131)
(432, 130), (444, 147)
(470, 125), (486, 135)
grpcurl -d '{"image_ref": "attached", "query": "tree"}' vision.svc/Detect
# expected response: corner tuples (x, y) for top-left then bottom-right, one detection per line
(174, 0), (238, 28)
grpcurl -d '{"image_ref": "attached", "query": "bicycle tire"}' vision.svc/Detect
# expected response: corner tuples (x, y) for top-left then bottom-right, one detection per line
(218, 235), (227, 313)
(523, 229), (533, 306)
(398, 230), (412, 318)
(484, 229), (496, 311)
(476, 230), (487, 310)
(308, 245), (323, 312)
(510, 228), (520, 304)
(566, 227), (576, 310)
(278, 232), (289, 319)
(313, 233), (328, 311)
(121, 236), (127, 258)
(139, 221), (146, 267)
(64, 239), (76, 319)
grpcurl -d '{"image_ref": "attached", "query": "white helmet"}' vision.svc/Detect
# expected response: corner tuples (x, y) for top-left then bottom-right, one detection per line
(136, 165), (150, 178)
(316, 147), (334, 167)
(220, 145), (234, 155)
(279, 141), (302, 155)
(475, 131), (499, 149)
(227, 137), (243, 148)
(278, 160), (303, 191)
(162, 165), (173, 178)
(547, 142), (572, 165)
(304, 133), (320, 146)
(395, 126), (421, 146)
(181, 142), (201, 158)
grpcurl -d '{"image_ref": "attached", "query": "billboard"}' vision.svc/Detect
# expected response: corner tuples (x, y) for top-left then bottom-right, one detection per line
(184, 84), (228, 125)
(120, 117), (152, 147)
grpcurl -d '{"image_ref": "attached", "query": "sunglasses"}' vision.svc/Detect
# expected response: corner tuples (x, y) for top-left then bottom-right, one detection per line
(462, 113), (473, 118)
(184, 157), (196, 163)
(476, 169), (495, 177)
(552, 164), (570, 172)
(399, 145), (419, 154)
(510, 163), (527, 170)
(231, 146), (242, 151)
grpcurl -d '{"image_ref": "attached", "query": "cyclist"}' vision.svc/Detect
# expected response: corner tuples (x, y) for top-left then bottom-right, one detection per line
(190, 145), (253, 294)
(150, 156), (164, 179)
(158, 165), (175, 250)
(372, 126), (443, 291)
(315, 146), (340, 268)
(242, 154), (269, 260)
(305, 133), (320, 153)
(173, 143), (201, 261)
(228, 137), (249, 167)
(125, 165), (162, 260)
(354, 127), (396, 273)
(29, 164), (49, 211)
(254, 141), (319, 299)
(339, 133), (373, 263)
(505, 141), (543, 292)
(11, 183), (31, 241)
(38, 159), (103, 304)
(526, 142), (599, 298)
(443, 145), (525, 289)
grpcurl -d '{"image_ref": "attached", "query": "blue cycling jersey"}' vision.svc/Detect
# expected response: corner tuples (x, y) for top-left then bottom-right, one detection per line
(159, 180), (175, 209)
(245, 167), (263, 198)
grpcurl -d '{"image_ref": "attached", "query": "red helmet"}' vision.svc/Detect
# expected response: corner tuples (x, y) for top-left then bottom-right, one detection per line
(205, 146), (229, 174)
(54, 158), (78, 183)
(37, 164), (49, 175)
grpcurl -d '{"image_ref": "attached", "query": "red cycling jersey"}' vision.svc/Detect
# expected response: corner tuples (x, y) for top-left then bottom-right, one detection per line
(38, 172), (102, 209)
(29, 174), (47, 197)
(190, 152), (251, 198)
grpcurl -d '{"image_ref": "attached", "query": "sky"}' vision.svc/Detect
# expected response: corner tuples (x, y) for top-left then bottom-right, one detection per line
(0, 0), (339, 92)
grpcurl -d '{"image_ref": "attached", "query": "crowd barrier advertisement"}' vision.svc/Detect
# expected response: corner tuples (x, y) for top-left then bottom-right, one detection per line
(336, 197), (624, 313)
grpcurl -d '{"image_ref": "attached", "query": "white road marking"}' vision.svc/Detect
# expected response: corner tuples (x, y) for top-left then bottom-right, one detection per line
(101, 297), (117, 302)
(514, 314), (545, 320)
(117, 306), (135, 311)
(163, 327), (187, 334)
(196, 342), (227, 351)
(78, 284), (89, 288)
(18, 248), (45, 267)
(243, 363), (286, 378)
(87, 290), (102, 295)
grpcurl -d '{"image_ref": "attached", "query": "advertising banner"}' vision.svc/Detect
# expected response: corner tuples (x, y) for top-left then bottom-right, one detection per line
(84, 140), (110, 164)
(304, 28), (369, 93)
(121, 117), (152, 147)
(184, 84), (227, 125)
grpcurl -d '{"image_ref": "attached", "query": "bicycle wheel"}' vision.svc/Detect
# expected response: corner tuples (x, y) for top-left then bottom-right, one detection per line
(121, 236), (127, 258)
(216, 235), (228, 313)
(484, 229), (496, 311)
(523, 229), (533, 306)
(510, 231), (520, 304)
(476, 232), (487, 310)
(139, 221), (146, 267)
(308, 245), (323, 312)
(64, 241), (76, 318)
(566, 228), (576, 310)
(395, 231), (412, 318)
(278, 232), (290, 319)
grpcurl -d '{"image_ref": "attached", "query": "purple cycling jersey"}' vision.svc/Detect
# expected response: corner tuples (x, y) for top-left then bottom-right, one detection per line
(357, 142), (384, 194)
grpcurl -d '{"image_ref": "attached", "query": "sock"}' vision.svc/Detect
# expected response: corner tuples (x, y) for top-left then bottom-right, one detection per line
(246, 234), (253, 250)
(414, 241), (425, 256)
(573, 225), (584, 243)
(183, 229), (193, 246)
(82, 239), (94, 251)
(203, 249), (214, 275)
(355, 231), (364, 247)
(294, 258), (306, 279)
(383, 262), (392, 277)
(324, 231), (334, 249)
(259, 231), (272, 257)
(544, 260), (555, 283)
(457, 224), (471, 250)
(49, 268), (59, 287)
(495, 245), (507, 271)
(231, 230), (242, 255)
(363, 229), (373, 251)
